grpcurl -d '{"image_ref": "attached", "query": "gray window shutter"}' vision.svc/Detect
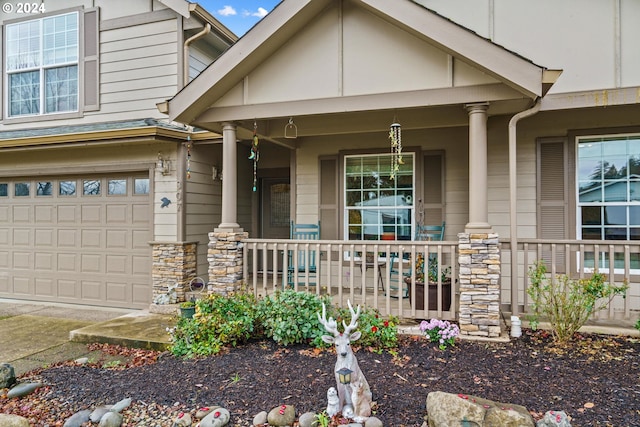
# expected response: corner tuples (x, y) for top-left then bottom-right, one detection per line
(319, 157), (338, 240)
(422, 153), (445, 228)
(83, 8), (100, 111)
(537, 138), (569, 269)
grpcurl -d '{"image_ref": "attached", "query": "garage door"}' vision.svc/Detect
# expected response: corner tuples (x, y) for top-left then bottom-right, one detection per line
(0, 175), (151, 309)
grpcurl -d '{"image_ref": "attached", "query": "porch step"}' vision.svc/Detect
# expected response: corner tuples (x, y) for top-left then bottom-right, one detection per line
(69, 310), (175, 351)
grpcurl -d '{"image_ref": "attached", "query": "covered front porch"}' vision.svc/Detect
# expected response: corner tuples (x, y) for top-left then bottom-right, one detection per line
(237, 236), (638, 329)
(159, 0), (635, 336)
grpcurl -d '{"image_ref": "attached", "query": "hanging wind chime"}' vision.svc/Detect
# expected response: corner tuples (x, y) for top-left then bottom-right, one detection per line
(248, 121), (259, 191)
(389, 120), (403, 180)
(185, 135), (192, 180)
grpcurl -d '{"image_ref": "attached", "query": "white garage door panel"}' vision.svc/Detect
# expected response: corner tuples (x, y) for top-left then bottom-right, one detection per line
(0, 175), (151, 309)
(35, 278), (54, 296)
(0, 274), (9, 292)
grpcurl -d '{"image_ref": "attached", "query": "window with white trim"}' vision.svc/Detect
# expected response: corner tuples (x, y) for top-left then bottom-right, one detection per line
(5, 12), (79, 117)
(578, 135), (640, 240)
(577, 135), (640, 270)
(344, 153), (414, 241)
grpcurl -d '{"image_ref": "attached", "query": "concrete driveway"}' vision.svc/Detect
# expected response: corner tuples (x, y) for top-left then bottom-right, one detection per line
(0, 300), (132, 375)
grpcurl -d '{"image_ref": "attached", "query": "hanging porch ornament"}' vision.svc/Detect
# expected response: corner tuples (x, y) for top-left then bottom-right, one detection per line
(389, 121), (403, 180)
(185, 135), (192, 180)
(249, 121), (260, 191)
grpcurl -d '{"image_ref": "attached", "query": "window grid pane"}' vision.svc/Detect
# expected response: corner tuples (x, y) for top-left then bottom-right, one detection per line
(345, 153), (414, 241)
(45, 65), (78, 113)
(15, 183), (30, 197)
(134, 178), (149, 195)
(5, 12), (79, 117)
(5, 20), (40, 70)
(9, 71), (40, 116)
(36, 182), (53, 196)
(43, 13), (78, 66)
(83, 180), (100, 195)
(59, 181), (76, 196)
(578, 135), (640, 241)
(108, 179), (127, 195)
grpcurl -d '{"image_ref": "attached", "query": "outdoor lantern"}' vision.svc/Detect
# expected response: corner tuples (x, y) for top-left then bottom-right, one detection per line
(157, 152), (170, 176)
(337, 367), (353, 385)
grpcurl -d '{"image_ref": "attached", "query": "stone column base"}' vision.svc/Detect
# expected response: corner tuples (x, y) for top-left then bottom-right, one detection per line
(457, 233), (502, 338)
(208, 230), (248, 295)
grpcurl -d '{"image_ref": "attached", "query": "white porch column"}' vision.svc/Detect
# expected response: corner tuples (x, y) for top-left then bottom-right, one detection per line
(217, 122), (241, 231)
(465, 103), (492, 232)
(209, 122), (246, 296)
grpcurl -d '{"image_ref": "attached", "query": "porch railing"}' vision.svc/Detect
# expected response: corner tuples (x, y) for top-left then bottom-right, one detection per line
(243, 238), (458, 321)
(500, 238), (640, 325)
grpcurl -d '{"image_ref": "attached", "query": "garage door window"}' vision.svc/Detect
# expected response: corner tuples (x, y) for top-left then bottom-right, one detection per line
(36, 182), (53, 196)
(83, 179), (100, 195)
(15, 183), (30, 196)
(108, 179), (126, 195)
(134, 178), (149, 195)
(0, 184), (7, 197)
(59, 181), (76, 196)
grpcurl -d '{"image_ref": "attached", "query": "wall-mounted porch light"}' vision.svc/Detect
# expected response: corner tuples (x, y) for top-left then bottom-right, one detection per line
(212, 166), (222, 181)
(157, 152), (171, 176)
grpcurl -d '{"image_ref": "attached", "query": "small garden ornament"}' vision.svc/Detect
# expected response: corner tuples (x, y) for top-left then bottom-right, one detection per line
(318, 300), (372, 422)
(326, 387), (339, 417)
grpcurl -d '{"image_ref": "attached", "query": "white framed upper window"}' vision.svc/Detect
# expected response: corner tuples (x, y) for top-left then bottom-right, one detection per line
(5, 11), (79, 118)
(344, 153), (415, 241)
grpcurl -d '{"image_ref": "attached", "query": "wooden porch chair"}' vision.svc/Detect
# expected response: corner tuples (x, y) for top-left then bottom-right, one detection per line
(287, 221), (320, 288)
(416, 221), (446, 241)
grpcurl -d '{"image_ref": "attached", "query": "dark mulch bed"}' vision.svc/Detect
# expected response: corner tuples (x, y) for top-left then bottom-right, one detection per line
(1, 329), (639, 426)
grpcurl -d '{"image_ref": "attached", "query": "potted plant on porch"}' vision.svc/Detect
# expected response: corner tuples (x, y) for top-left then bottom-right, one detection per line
(406, 253), (452, 311)
(179, 299), (196, 319)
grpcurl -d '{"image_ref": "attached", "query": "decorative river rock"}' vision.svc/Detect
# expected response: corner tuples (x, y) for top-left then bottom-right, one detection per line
(7, 382), (42, 398)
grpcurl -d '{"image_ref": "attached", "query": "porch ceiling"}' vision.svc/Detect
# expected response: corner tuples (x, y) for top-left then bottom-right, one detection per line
(204, 95), (535, 146)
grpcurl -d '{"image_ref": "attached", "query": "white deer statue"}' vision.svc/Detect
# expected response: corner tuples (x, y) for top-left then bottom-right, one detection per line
(318, 300), (372, 421)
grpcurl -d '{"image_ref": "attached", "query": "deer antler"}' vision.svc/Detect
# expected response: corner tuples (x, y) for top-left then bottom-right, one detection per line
(318, 302), (340, 336)
(342, 300), (361, 336)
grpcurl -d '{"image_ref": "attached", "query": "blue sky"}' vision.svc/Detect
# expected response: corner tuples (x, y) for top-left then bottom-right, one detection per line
(197, 1), (281, 37)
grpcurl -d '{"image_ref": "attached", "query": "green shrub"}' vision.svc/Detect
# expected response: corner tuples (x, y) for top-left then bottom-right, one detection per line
(635, 318), (640, 332)
(169, 292), (257, 358)
(527, 260), (628, 343)
(333, 305), (399, 351)
(168, 289), (401, 357)
(256, 289), (332, 346)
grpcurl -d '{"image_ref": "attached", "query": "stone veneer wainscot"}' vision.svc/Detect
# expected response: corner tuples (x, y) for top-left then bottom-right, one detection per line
(151, 242), (197, 303)
(457, 233), (501, 338)
(208, 231), (248, 295)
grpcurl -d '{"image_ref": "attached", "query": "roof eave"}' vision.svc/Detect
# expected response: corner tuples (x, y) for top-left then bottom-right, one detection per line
(166, 0), (332, 124)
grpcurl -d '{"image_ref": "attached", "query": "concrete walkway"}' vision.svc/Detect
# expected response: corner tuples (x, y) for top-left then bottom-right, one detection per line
(0, 299), (174, 376)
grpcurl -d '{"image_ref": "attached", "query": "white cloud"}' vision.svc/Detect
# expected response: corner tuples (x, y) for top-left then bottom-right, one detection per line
(252, 7), (268, 18)
(218, 5), (237, 17)
(241, 7), (268, 18)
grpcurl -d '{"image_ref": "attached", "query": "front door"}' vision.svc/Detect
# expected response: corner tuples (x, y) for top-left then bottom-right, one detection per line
(260, 178), (290, 273)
